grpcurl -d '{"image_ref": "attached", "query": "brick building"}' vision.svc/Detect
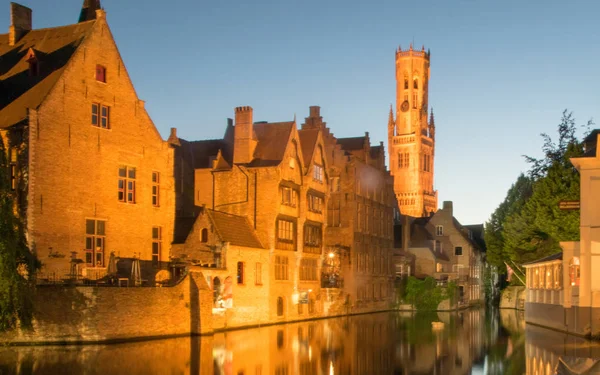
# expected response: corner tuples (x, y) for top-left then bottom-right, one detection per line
(301, 106), (396, 313)
(388, 44), (437, 217)
(0, 1), (175, 282)
(407, 201), (485, 305)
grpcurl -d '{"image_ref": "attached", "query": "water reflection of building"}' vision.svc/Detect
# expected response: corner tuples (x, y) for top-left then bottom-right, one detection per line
(523, 130), (600, 336)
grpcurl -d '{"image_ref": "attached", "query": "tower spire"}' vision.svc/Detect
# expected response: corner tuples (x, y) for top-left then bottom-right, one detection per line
(79, 0), (101, 23)
(388, 104), (395, 127)
(429, 108), (435, 128)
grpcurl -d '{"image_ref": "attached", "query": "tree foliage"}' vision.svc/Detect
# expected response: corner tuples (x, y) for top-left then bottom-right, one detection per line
(0, 135), (36, 331)
(404, 277), (456, 311)
(485, 110), (589, 274)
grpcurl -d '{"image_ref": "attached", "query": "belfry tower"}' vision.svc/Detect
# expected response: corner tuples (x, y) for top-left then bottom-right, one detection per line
(388, 44), (437, 217)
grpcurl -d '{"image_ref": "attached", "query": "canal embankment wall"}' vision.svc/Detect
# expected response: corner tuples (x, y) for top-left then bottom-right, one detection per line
(0, 272), (213, 345)
(500, 286), (526, 310)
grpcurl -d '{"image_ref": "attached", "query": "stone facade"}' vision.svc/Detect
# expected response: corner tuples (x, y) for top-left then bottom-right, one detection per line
(388, 45), (437, 217)
(0, 2), (175, 283)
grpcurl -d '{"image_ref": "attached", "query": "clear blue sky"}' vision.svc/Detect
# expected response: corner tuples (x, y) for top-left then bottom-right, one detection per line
(3, 0), (599, 225)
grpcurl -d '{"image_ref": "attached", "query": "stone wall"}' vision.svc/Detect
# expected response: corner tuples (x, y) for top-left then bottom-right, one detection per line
(0, 272), (212, 344)
(500, 286), (526, 310)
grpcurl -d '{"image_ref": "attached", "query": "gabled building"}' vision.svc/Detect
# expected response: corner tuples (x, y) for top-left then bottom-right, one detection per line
(407, 201), (485, 305)
(0, 2), (175, 282)
(172, 106), (330, 326)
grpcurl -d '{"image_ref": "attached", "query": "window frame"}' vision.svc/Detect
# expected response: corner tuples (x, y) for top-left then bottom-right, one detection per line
(436, 225), (443, 236)
(275, 255), (289, 280)
(96, 64), (107, 83)
(85, 219), (106, 267)
(455, 246), (463, 256)
(118, 166), (136, 204)
(237, 261), (245, 284)
(152, 226), (162, 266)
(91, 103), (111, 129)
(313, 164), (324, 183)
(152, 171), (160, 207)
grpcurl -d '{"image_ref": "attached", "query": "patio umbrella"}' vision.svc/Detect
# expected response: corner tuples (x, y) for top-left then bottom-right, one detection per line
(131, 258), (142, 287)
(107, 252), (118, 275)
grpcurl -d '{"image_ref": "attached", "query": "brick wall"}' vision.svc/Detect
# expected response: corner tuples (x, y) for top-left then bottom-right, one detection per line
(0, 272), (212, 344)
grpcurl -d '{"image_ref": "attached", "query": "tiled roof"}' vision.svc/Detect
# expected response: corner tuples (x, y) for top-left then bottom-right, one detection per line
(337, 136), (365, 151)
(208, 210), (264, 248)
(0, 21), (95, 128)
(249, 121), (294, 167)
(178, 138), (231, 169)
(298, 128), (319, 166)
(464, 224), (486, 251)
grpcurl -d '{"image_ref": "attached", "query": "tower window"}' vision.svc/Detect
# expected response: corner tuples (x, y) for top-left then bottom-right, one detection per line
(414, 79), (418, 89)
(404, 77), (408, 90)
(413, 93), (418, 109)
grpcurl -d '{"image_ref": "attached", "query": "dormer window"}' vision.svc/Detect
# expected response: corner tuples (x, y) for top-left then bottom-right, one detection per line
(26, 49), (40, 77)
(96, 64), (106, 83)
(313, 164), (324, 183)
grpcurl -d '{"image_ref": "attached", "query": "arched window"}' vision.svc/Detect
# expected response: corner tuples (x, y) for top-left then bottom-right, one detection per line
(404, 77), (409, 90)
(413, 78), (418, 89)
(570, 257), (580, 286)
(201, 228), (208, 243)
(277, 297), (284, 316)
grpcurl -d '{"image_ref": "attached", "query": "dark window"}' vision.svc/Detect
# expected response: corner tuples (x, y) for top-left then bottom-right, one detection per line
(152, 172), (160, 207)
(118, 166), (136, 203)
(413, 78), (418, 89)
(96, 65), (106, 82)
(275, 256), (289, 280)
(201, 228), (208, 243)
(92, 103), (110, 129)
(237, 261), (244, 284)
(277, 297), (284, 317)
(280, 186), (297, 207)
(277, 329), (284, 348)
(455, 246), (463, 256)
(404, 78), (408, 90)
(299, 258), (318, 281)
(303, 225), (322, 251)
(307, 194), (323, 213)
(85, 219), (106, 267)
(276, 219), (295, 250)
(152, 226), (162, 266)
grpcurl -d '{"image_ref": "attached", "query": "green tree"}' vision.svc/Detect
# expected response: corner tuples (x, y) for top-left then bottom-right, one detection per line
(0, 136), (36, 331)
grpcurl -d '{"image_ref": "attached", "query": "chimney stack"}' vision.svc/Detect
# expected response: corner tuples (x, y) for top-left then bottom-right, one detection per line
(309, 106), (321, 118)
(9, 3), (32, 46)
(233, 106), (256, 164)
(442, 201), (453, 216)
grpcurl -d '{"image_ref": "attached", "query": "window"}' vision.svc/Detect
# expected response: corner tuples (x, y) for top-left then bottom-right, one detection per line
(277, 219), (295, 250)
(85, 219), (106, 267)
(413, 93), (418, 109)
(300, 258), (318, 281)
(275, 256), (289, 280)
(413, 78), (419, 89)
(9, 148), (17, 191)
(277, 297), (284, 316)
(423, 154), (432, 172)
(96, 64), (106, 83)
(570, 257), (580, 286)
(304, 225), (322, 251)
(455, 246), (463, 256)
(237, 262), (244, 284)
(436, 225), (443, 236)
(118, 166), (136, 203)
(436, 263), (443, 272)
(397, 152), (409, 168)
(254, 263), (262, 285)
(152, 172), (160, 207)
(313, 164), (324, 183)
(201, 228), (208, 243)
(91, 103), (110, 129)
(554, 264), (562, 289)
(404, 77), (408, 90)
(435, 240), (443, 253)
(280, 186), (297, 207)
(152, 226), (161, 266)
(307, 194), (323, 213)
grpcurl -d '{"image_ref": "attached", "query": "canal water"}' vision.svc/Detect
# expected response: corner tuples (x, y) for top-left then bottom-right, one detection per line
(0, 308), (599, 374)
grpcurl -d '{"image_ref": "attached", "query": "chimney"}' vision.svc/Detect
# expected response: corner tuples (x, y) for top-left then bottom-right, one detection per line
(309, 106), (321, 118)
(167, 127), (180, 146)
(442, 201), (453, 216)
(233, 106), (256, 164)
(8, 3), (32, 46)
(79, 0), (101, 23)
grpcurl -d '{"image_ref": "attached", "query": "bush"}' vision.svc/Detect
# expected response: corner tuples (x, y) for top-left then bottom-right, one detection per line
(403, 276), (456, 311)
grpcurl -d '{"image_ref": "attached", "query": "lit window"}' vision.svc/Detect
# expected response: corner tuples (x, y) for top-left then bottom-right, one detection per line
(152, 226), (162, 266)
(303, 225), (322, 251)
(570, 257), (580, 286)
(237, 261), (244, 284)
(313, 164), (324, 183)
(85, 219), (106, 267)
(300, 258), (318, 281)
(152, 172), (160, 207)
(276, 219), (295, 250)
(280, 186), (297, 207)
(96, 65), (106, 83)
(92, 103), (110, 129)
(307, 194), (323, 213)
(436, 263), (443, 272)
(275, 256), (289, 280)
(436, 225), (443, 236)
(118, 166), (136, 203)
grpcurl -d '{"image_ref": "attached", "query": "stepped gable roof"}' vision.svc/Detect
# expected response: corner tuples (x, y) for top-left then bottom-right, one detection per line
(522, 252), (562, 266)
(409, 216), (450, 262)
(208, 210), (264, 249)
(298, 128), (319, 165)
(249, 121), (294, 167)
(0, 21), (95, 128)
(178, 138), (232, 169)
(370, 145), (383, 159)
